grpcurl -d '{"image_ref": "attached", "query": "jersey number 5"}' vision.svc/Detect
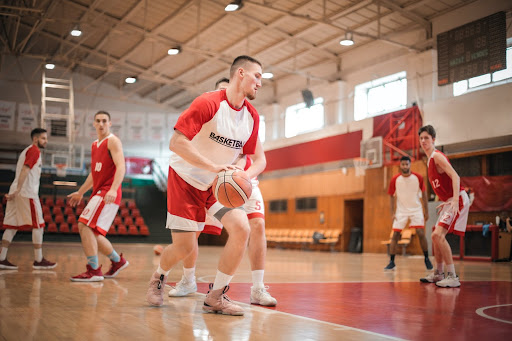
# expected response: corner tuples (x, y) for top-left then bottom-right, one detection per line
(95, 162), (102, 172)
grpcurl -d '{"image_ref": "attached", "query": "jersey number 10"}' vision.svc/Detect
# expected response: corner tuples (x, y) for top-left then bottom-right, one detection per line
(95, 162), (102, 172)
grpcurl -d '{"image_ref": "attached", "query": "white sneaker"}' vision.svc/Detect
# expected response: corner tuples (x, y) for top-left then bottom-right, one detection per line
(168, 276), (197, 297)
(250, 286), (277, 306)
(420, 271), (444, 283)
(435, 273), (460, 288)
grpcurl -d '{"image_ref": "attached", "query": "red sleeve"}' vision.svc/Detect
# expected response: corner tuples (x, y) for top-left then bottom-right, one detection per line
(413, 172), (425, 191)
(388, 174), (399, 196)
(244, 155), (252, 171)
(24, 145), (40, 169)
(174, 92), (221, 140)
(242, 101), (260, 155)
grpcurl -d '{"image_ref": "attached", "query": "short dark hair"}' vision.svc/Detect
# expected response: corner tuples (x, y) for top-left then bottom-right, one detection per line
(31, 128), (47, 139)
(400, 155), (411, 162)
(229, 55), (262, 79)
(94, 110), (111, 121)
(418, 125), (436, 139)
(215, 77), (230, 89)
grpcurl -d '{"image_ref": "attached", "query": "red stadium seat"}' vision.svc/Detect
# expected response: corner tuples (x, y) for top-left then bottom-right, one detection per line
(52, 207), (62, 216)
(45, 198), (54, 206)
(76, 207), (84, 216)
(54, 215), (64, 224)
(131, 208), (141, 218)
(128, 225), (139, 235)
(42, 205), (51, 215)
(117, 224), (127, 235)
(109, 225), (117, 235)
(66, 215), (77, 224)
(127, 201), (137, 210)
(124, 217), (134, 226)
(135, 217), (145, 226)
(64, 206), (74, 216)
(47, 222), (58, 233)
(43, 214), (53, 223)
(139, 225), (150, 236)
(55, 198), (65, 207)
(120, 208), (130, 218)
(77, 201), (86, 209)
(113, 216), (122, 225)
(71, 223), (79, 234)
(59, 223), (70, 233)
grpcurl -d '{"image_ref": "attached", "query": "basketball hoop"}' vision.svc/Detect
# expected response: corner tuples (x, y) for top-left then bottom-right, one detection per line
(56, 163), (67, 177)
(353, 157), (369, 176)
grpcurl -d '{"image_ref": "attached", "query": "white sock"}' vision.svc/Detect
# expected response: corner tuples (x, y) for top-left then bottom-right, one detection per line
(183, 267), (196, 282)
(212, 270), (233, 291)
(446, 264), (456, 276)
(34, 248), (43, 262)
(251, 270), (265, 289)
(0, 247), (7, 261)
(436, 263), (444, 274)
(156, 265), (170, 276)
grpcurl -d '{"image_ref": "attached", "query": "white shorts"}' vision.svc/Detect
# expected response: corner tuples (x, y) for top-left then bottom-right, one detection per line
(3, 196), (44, 230)
(78, 195), (119, 236)
(436, 191), (469, 236)
(203, 185), (265, 235)
(392, 211), (424, 231)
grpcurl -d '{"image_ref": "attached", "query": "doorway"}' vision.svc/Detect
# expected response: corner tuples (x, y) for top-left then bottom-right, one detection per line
(344, 199), (364, 252)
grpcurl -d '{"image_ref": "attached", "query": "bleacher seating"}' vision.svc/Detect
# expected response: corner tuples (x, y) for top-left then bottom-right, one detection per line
(381, 228), (415, 255)
(265, 228), (342, 251)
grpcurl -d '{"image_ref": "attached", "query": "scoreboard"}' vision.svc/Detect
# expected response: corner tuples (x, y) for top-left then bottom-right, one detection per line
(437, 11), (506, 86)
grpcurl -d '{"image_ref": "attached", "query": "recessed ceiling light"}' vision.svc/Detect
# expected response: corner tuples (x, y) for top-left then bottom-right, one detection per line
(340, 32), (354, 46)
(45, 63), (55, 70)
(70, 26), (82, 37)
(225, 0), (243, 12)
(125, 76), (137, 84)
(262, 72), (273, 79)
(167, 47), (181, 55)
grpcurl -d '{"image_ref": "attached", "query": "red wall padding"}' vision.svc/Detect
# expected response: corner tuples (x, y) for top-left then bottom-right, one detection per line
(461, 175), (512, 212)
(264, 130), (362, 172)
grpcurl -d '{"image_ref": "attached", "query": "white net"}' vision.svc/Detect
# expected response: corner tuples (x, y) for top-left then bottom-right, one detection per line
(353, 157), (369, 176)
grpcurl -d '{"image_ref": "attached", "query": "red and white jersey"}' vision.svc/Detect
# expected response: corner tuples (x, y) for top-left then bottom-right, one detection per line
(91, 134), (122, 205)
(388, 172), (425, 214)
(170, 89), (260, 190)
(428, 149), (463, 202)
(9, 144), (42, 199)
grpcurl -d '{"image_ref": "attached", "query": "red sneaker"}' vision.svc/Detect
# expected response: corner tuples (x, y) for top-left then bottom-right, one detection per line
(0, 259), (18, 270)
(70, 265), (104, 282)
(104, 254), (129, 278)
(33, 258), (57, 270)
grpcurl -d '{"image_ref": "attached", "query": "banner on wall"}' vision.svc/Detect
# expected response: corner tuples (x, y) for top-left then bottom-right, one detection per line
(109, 111), (125, 139)
(17, 103), (39, 133)
(0, 100), (16, 131)
(461, 175), (512, 212)
(147, 113), (166, 142)
(127, 113), (146, 141)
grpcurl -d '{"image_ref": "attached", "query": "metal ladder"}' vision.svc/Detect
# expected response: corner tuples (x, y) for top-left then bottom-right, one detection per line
(41, 72), (75, 167)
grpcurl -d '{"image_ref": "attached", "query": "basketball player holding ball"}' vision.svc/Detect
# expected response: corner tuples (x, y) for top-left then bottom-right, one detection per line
(146, 56), (266, 316)
(168, 79), (277, 307)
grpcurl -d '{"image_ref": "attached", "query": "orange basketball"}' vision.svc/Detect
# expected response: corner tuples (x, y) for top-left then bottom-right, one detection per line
(212, 169), (252, 208)
(153, 244), (163, 255)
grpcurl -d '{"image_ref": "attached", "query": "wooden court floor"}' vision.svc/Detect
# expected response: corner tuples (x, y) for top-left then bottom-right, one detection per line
(1, 242), (511, 340)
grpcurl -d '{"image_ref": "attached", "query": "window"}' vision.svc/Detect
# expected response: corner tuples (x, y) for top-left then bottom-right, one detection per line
(295, 197), (317, 212)
(453, 47), (512, 96)
(354, 71), (407, 121)
(269, 200), (287, 213)
(259, 115), (265, 143)
(285, 98), (324, 138)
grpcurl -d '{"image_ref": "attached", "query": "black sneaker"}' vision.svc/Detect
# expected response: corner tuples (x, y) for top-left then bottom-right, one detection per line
(384, 261), (396, 271)
(424, 258), (433, 270)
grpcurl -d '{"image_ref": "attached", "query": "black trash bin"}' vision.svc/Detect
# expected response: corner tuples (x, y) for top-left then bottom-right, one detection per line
(348, 227), (362, 253)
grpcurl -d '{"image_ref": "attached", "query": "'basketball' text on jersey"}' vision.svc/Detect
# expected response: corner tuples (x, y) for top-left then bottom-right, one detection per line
(209, 132), (243, 149)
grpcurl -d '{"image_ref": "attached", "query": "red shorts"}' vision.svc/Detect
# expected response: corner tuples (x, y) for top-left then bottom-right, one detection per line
(166, 167), (217, 232)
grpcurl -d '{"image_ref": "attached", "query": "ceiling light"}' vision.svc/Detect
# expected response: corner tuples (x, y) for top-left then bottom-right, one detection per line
(167, 47), (181, 55)
(45, 63), (55, 70)
(262, 72), (273, 79)
(125, 76), (137, 84)
(225, 0), (243, 12)
(70, 26), (82, 37)
(340, 32), (354, 46)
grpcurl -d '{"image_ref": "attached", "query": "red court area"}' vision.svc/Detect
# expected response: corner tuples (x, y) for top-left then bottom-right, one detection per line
(194, 281), (512, 340)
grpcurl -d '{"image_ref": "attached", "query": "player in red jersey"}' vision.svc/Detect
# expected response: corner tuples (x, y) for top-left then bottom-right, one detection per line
(1, 128), (56, 270)
(418, 125), (469, 288)
(146, 56), (265, 316)
(68, 111), (129, 282)
(168, 78), (276, 307)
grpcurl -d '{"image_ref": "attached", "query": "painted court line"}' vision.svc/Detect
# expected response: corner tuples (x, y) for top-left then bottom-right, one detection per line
(475, 304), (512, 325)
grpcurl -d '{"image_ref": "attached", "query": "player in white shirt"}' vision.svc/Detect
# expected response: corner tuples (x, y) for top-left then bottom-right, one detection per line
(0, 128), (57, 270)
(146, 56), (266, 316)
(385, 156), (432, 271)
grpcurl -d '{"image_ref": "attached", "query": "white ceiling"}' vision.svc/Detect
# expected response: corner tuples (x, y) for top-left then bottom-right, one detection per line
(1, 0), (478, 109)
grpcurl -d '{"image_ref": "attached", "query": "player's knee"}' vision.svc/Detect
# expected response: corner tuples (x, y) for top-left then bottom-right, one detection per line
(250, 219), (265, 236)
(431, 231), (443, 243)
